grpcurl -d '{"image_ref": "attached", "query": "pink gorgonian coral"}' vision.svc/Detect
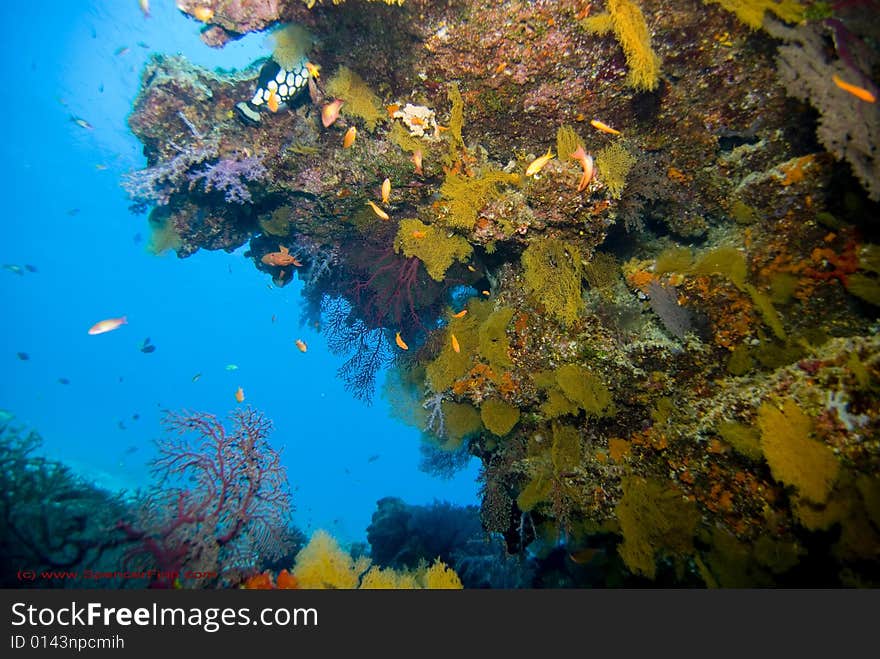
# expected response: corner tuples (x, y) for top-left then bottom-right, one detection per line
(117, 407), (291, 587)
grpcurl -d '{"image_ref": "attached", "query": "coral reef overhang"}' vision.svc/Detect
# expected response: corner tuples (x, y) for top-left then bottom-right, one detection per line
(125, 0), (880, 586)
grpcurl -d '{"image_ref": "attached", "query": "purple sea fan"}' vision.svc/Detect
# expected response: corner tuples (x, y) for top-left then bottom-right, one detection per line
(187, 155), (268, 204)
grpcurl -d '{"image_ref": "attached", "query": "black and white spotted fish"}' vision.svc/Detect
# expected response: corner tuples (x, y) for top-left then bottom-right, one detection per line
(236, 59), (310, 124)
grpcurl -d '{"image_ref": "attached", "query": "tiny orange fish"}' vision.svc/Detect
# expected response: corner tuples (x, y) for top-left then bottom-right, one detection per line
(412, 230), (427, 239)
(322, 99), (344, 128)
(386, 103), (400, 117)
(366, 200), (390, 220)
(467, 265), (476, 272)
(88, 316), (127, 335)
(590, 119), (621, 135)
(451, 309), (468, 318)
(305, 62), (321, 79)
(569, 145), (594, 192)
(525, 147), (554, 176)
(267, 88), (279, 113)
(831, 73), (876, 103)
(410, 116), (424, 127)
(494, 62), (507, 75)
(234, 387), (245, 403)
(411, 149), (423, 176)
(568, 548), (603, 565)
(343, 126), (357, 148)
(450, 333), (460, 353)
(193, 6), (214, 22)
(395, 332), (409, 350)
(295, 339), (308, 353)
(482, 290), (490, 296)
(381, 177), (391, 204)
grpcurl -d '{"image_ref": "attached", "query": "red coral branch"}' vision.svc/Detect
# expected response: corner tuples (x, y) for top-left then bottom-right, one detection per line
(118, 407), (291, 587)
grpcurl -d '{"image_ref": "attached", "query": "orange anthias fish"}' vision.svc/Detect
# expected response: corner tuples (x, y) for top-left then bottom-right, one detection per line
(411, 149), (423, 176)
(395, 332), (409, 350)
(590, 119), (621, 135)
(295, 339), (308, 353)
(234, 387), (245, 403)
(412, 230), (427, 239)
(88, 316), (127, 335)
(366, 200), (390, 220)
(261, 245), (302, 267)
(525, 148), (554, 176)
(451, 333), (460, 353)
(381, 178), (391, 204)
(322, 99), (345, 128)
(267, 88), (280, 113)
(569, 145), (595, 192)
(831, 73), (876, 103)
(343, 126), (357, 148)
(451, 309), (468, 318)
(305, 62), (321, 79)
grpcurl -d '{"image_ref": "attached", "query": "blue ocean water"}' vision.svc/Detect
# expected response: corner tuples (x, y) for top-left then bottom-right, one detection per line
(0, 0), (479, 545)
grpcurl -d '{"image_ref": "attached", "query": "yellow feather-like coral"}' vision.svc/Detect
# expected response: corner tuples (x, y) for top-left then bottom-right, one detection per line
(582, 0), (661, 91)
(702, 0), (806, 30)
(292, 530), (370, 589)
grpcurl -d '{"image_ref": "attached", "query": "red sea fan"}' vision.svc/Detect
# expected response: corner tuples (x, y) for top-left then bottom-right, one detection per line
(117, 407), (292, 587)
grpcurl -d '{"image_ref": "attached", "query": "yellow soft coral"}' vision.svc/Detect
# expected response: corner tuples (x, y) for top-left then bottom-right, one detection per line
(582, 0), (661, 91)
(325, 66), (385, 131)
(394, 218), (472, 281)
(616, 477), (700, 579)
(521, 238), (584, 327)
(422, 558), (464, 588)
(595, 141), (637, 199)
(291, 530), (462, 589)
(758, 399), (840, 505)
(702, 0), (806, 30)
(292, 530), (371, 588)
(269, 23), (315, 71)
